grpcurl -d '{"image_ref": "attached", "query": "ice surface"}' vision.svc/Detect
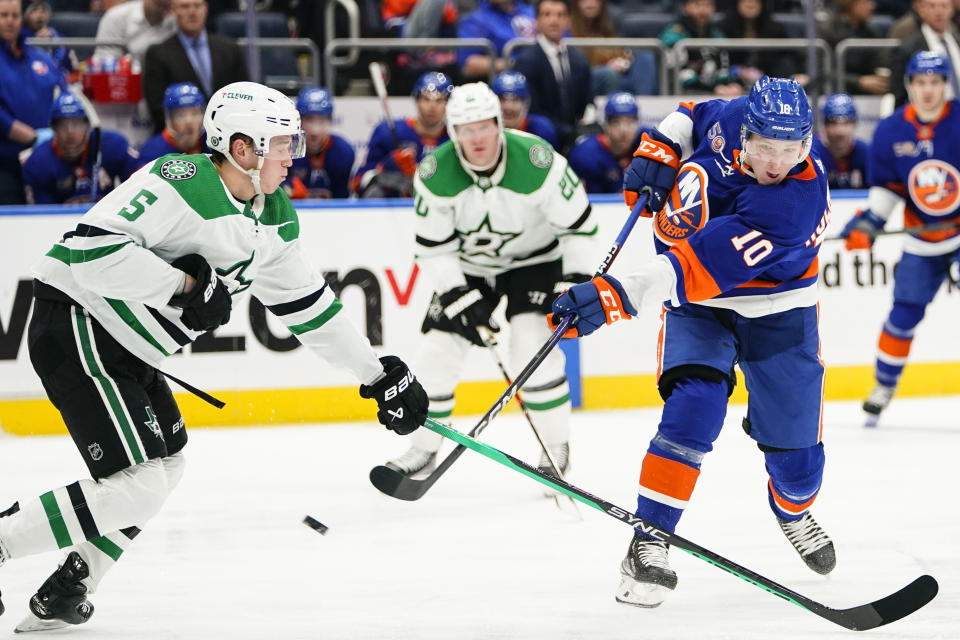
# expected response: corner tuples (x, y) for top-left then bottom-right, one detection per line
(0, 396), (956, 639)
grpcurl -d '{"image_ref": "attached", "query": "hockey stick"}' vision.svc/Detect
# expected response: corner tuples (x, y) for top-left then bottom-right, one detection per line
(421, 417), (939, 631)
(478, 327), (581, 517)
(69, 86), (102, 202)
(822, 220), (960, 243)
(368, 61), (402, 148)
(370, 194), (649, 500)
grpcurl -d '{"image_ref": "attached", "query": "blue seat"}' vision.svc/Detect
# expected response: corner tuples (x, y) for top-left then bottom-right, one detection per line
(868, 14), (895, 37)
(619, 12), (674, 39)
(214, 12), (299, 88)
(773, 13), (808, 38)
(49, 11), (102, 38)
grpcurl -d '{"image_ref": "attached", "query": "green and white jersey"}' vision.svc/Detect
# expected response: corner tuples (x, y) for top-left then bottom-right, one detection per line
(33, 154), (383, 384)
(413, 130), (598, 292)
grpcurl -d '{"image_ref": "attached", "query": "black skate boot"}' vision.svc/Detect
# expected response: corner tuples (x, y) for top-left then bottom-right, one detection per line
(385, 446), (437, 478)
(15, 551), (94, 633)
(778, 512), (836, 575)
(863, 384), (895, 427)
(615, 533), (678, 608)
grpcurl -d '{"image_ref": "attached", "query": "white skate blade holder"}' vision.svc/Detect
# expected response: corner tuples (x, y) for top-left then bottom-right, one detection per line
(14, 611), (69, 633)
(615, 575), (671, 608)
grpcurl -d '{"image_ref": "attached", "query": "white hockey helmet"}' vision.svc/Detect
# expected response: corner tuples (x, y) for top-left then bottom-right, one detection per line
(204, 81), (305, 194)
(445, 82), (504, 172)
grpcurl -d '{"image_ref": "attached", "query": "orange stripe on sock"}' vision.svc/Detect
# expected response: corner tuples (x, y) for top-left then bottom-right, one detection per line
(639, 453), (700, 502)
(878, 331), (913, 358)
(768, 478), (818, 514)
(669, 241), (721, 302)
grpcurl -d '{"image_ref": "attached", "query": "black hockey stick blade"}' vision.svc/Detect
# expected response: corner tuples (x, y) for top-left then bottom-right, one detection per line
(421, 418), (939, 630)
(369, 443), (469, 501)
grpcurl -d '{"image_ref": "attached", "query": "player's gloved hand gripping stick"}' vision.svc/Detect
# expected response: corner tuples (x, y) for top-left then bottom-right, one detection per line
(359, 355), (429, 435)
(369, 193), (651, 500)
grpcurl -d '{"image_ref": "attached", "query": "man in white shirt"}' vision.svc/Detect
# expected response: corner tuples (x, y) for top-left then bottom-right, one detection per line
(94, 0), (176, 65)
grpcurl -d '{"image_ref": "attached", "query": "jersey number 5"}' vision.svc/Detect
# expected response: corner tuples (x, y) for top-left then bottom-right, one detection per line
(730, 230), (773, 266)
(117, 189), (158, 221)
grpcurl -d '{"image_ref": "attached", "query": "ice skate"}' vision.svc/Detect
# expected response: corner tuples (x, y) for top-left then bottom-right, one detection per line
(777, 512), (836, 575)
(615, 533), (678, 608)
(862, 384), (895, 427)
(536, 441), (569, 496)
(15, 552), (94, 633)
(385, 446), (437, 478)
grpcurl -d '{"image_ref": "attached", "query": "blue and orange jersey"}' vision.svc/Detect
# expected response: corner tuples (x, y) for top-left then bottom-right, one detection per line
(517, 114), (558, 149)
(870, 100), (960, 248)
(137, 129), (206, 169)
(654, 98), (830, 316)
(569, 129), (649, 193)
(21, 129), (139, 204)
(285, 133), (355, 199)
(352, 117), (448, 195)
(811, 136), (869, 189)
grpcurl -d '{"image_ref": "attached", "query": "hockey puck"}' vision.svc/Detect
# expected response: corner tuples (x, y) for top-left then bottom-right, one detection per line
(303, 515), (329, 535)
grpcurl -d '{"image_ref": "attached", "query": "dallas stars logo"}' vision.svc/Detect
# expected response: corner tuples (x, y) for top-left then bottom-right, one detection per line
(144, 406), (163, 439)
(460, 214), (520, 258)
(217, 252), (255, 294)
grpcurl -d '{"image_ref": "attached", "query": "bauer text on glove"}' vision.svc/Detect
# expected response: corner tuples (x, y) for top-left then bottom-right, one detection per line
(359, 355), (429, 435)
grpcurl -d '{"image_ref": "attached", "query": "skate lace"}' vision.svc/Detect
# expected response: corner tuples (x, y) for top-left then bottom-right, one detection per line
(866, 385), (895, 407)
(391, 448), (433, 473)
(632, 541), (670, 570)
(780, 514), (831, 556)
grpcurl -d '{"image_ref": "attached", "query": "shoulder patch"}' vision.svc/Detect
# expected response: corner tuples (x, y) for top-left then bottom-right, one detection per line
(419, 154), (438, 180)
(159, 159), (197, 181)
(529, 144), (553, 169)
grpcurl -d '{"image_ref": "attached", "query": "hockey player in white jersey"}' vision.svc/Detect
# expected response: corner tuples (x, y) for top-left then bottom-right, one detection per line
(384, 82), (599, 480)
(0, 81), (428, 631)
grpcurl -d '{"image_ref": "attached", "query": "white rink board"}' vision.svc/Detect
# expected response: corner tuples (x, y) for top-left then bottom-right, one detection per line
(0, 194), (958, 400)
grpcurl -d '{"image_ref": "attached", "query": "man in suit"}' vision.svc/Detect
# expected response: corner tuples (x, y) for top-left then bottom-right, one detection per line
(513, 0), (592, 154)
(143, 0), (248, 132)
(889, 0), (960, 106)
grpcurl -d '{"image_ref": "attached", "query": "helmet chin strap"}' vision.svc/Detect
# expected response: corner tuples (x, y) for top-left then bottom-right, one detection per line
(226, 152), (265, 196)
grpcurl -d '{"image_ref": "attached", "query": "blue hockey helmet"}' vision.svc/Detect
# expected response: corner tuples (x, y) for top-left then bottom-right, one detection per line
(741, 76), (813, 162)
(163, 82), (205, 112)
(491, 71), (530, 100)
(906, 50), (952, 82)
(822, 92), (857, 123)
(296, 86), (334, 117)
(50, 92), (87, 122)
(412, 71), (453, 99)
(604, 91), (639, 121)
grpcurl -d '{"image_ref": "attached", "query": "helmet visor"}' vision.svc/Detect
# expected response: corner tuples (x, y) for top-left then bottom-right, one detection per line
(259, 133), (306, 160)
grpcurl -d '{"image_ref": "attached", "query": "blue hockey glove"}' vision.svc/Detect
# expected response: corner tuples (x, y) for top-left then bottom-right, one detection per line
(840, 209), (885, 251)
(549, 275), (637, 338)
(623, 129), (681, 217)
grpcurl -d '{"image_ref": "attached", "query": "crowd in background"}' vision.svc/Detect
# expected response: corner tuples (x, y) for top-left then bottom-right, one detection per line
(1, 0), (958, 204)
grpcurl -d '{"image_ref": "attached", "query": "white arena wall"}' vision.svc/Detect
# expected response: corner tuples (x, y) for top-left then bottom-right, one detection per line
(0, 192), (957, 435)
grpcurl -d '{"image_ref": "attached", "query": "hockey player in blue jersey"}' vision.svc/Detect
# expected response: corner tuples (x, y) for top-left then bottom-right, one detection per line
(283, 87), (355, 199)
(492, 70), (558, 149)
(568, 91), (646, 193)
(353, 71), (452, 198)
(811, 92), (869, 189)
(840, 51), (960, 426)
(552, 77), (836, 607)
(137, 83), (206, 168)
(21, 93), (139, 204)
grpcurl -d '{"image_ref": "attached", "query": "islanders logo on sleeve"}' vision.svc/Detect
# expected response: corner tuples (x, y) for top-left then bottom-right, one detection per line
(655, 163), (710, 246)
(907, 159), (960, 216)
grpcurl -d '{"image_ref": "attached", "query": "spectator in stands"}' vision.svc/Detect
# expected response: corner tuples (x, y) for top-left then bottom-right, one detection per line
(819, 0), (890, 94)
(567, 91), (647, 193)
(138, 81), (206, 167)
(143, 0), (248, 132)
(284, 86), (355, 199)
(19, 1), (73, 76)
(457, 0), (537, 80)
(514, 0), (592, 153)
(889, 0), (960, 105)
(0, 0), (66, 204)
(95, 0), (177, 66)
(21, 92), (139, 204)
(721, 0), (806, 85)
(888, 0), (920, 39)
(660, 0), (741, 96)
(353, 71), (451, 198)
(492, 70), (559, 149)
(570, 0), (658, 96)
(811, 92), (870, 189)
(383, 0), (459, 37)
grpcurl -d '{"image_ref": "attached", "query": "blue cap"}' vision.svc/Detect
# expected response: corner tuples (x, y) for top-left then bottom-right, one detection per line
(604, 92), (639, 120)
(742, 76), (812, 142)
(50, 92), (87, 121)
(906, 50), (952, 82)
(296, 87), (333, 117)
(412, 71), (453, 99)
(491, 71), (530, 100)
(163, 82), (205, 111)
(823, 93), (857, 122)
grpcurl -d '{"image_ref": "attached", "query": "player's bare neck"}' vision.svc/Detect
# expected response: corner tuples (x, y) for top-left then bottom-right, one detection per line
(913, 102), (947, 124)
(216, 160), (256, 201)
(415, 119), (444, 138)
